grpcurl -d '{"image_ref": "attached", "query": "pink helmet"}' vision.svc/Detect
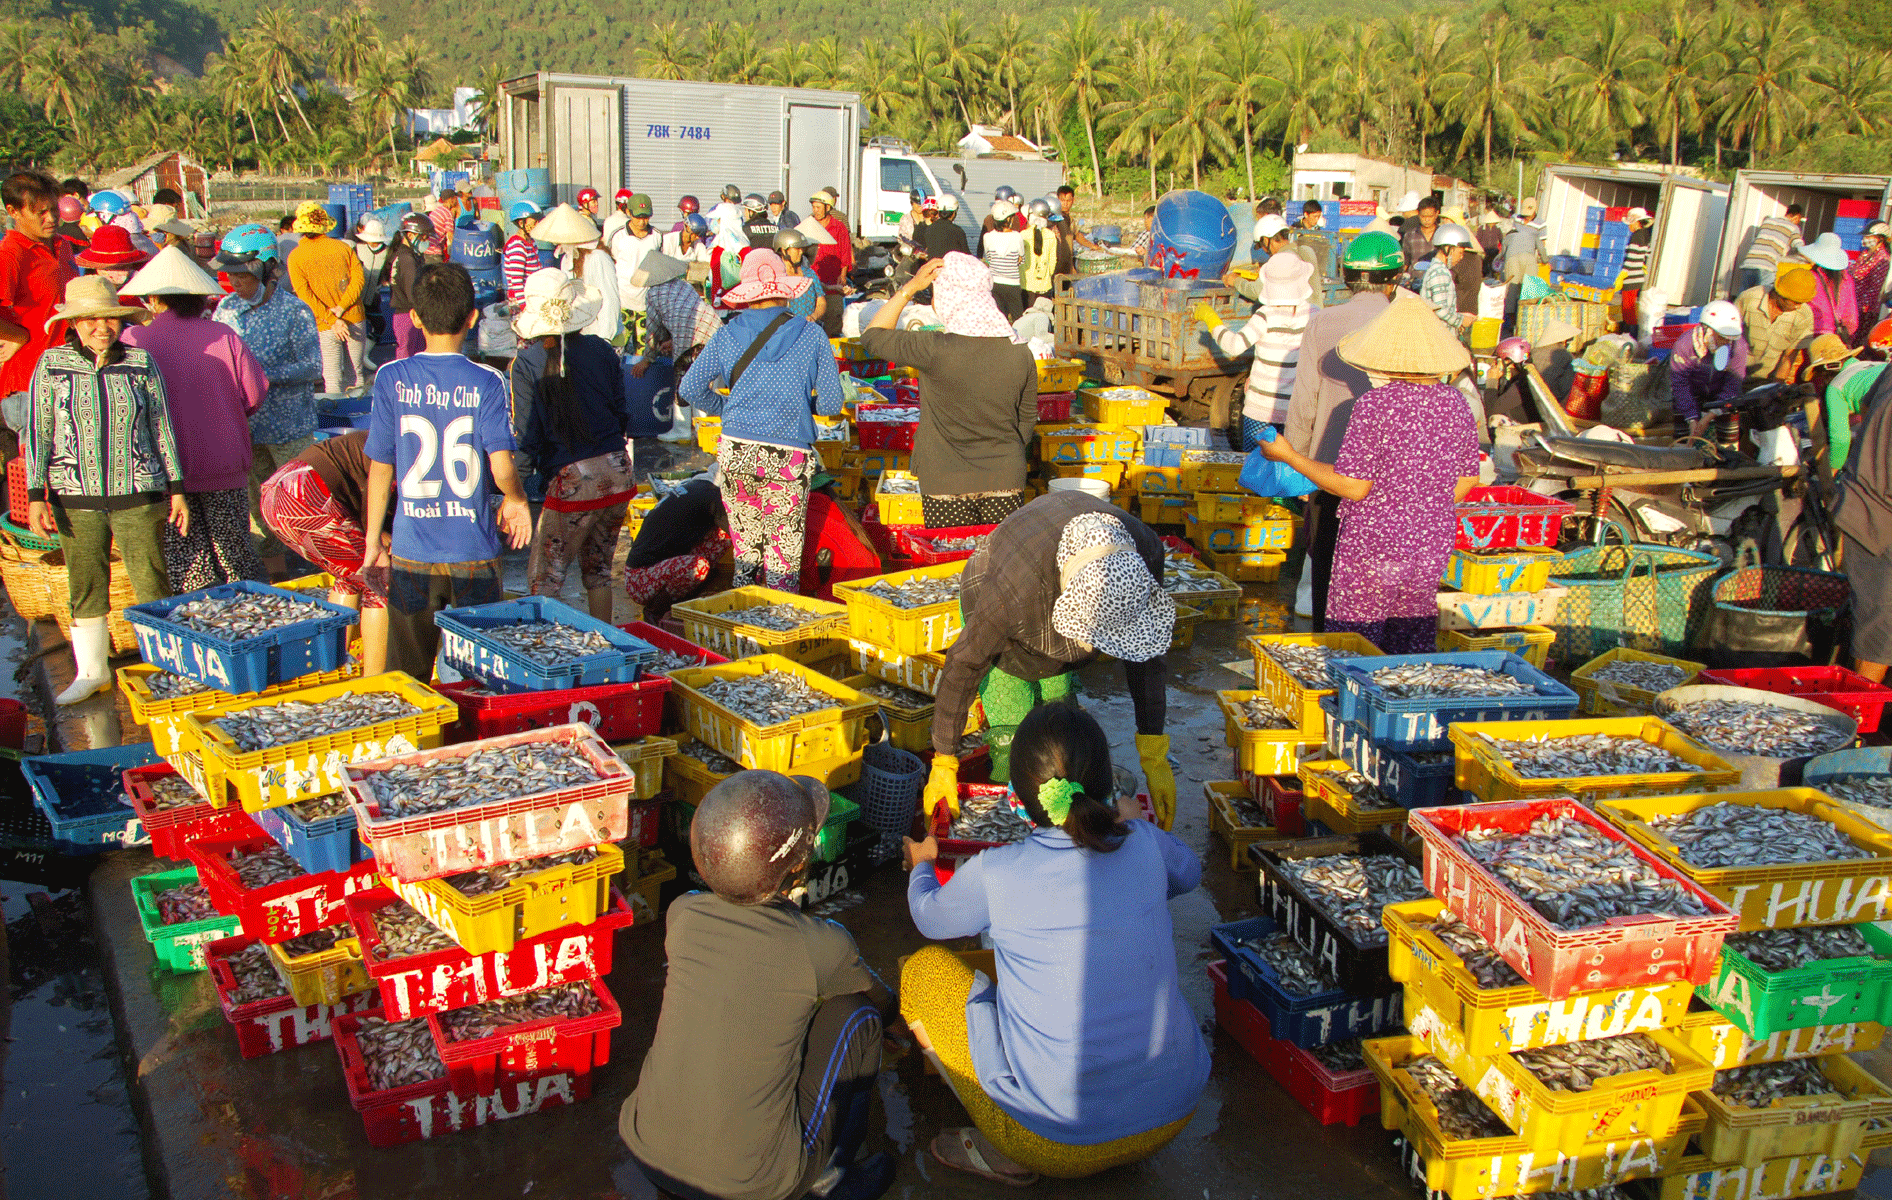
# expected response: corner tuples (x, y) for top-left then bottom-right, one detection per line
(56, 195), (84, 223)
(1496, 336), (1532, 364)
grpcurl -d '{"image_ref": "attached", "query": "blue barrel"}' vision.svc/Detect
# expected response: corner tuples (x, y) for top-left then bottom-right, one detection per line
(466, 267), (503, 307)
(535, 243), (561, 270)
(321, 203), (348, 232)
(494, 169), (553, 216)
(623, 355), (676, 437)
(450, 222), (501, 270)
(1149, 190), (1237, 280)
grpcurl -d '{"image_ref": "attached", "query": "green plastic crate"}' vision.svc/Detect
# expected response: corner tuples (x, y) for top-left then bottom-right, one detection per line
(130, 866), (240, 973)
(1698, 923), (1892, 1039)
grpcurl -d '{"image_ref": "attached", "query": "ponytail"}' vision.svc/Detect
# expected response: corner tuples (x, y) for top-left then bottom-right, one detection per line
(1011, 703), (1125, 854)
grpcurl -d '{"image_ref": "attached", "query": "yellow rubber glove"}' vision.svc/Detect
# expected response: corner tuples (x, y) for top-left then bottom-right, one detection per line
(924, 754), (961, 817)
(1191, 301), (1223, 330)
(1135, 733), (1176, 831)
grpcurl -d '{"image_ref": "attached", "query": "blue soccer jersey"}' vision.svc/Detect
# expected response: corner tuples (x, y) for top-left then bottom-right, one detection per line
(364, 352), (517, 563)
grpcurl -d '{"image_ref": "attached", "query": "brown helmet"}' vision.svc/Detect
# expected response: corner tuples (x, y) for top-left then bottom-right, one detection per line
(691, 771), (831, 904)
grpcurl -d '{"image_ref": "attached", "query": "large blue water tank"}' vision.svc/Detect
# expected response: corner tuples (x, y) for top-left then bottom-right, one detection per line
(494, 169), (553, 215)
(1149, 190), (1238, 280)
(624, 355), (676, 437)
(450, 222), (501, 270)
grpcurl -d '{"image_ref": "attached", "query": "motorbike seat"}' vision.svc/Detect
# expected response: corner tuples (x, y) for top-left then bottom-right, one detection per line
(1523, 436), (1707, 473)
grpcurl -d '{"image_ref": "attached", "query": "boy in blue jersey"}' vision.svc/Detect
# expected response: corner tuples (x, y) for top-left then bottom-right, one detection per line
(361, 262), (532, 679)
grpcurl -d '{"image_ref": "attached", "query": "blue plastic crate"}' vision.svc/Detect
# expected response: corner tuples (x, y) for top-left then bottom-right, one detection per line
(436, 596), (658, 693)
(1325, 651), (1579, 752)
(1833, 217), (1872, 235)
(20, 743), (160, 852)
(250, 801), (365, 874)
(1144, 425), (1212, 448)
(127, 582), (357, 694)
(1143, 442), (1183, 467)
(316, 397), (373, 430)
(1576, 256), (1598, 274)
(1209, 916), (1403, 1049)
(1318, 698), (1462, 809)
(1549, 255), (1583, 273)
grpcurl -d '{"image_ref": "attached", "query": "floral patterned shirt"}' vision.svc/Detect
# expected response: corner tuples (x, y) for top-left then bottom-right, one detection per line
(214, 281), (322, 445)
(26, 343), (184, 506)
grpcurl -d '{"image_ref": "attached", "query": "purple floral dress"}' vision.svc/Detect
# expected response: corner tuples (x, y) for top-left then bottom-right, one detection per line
(1327, 381), (1480, 653)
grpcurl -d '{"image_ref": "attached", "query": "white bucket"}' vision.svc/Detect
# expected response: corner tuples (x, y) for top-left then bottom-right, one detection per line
(1047, 477), (1111, 499)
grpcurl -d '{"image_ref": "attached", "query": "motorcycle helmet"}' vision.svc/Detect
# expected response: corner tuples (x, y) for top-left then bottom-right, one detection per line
(678, 194), (700, 214)
(1870, 318), (1892, 351)
(690, 772), (828, 905)
(88, 190), (128, 216)
(721, 184), (741, 203)
(1340, 230), (1405, 273)
(399, 212), (433, 241)
(683, 213), (709, 237)
(508, 200), (543, 224)
(576, 186), (601, 206)
(773, 227), (809, 253)
(1431, 223), (1474, 248)
(994, 185), (1019, 203)
(56, 195), (84, 223)
(742, 192), (767, 214)
(1026, 197), (1053, 219)
(1699, 300), (1743, 340)
(1495, 336), (1532, 365)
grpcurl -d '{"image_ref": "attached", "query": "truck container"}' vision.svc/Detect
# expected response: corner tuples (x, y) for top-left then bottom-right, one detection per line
(1711, 170), (1892, 299)
(924, 156), (1066, 252)
(1536, 165), (1729, 308)
(497, 73), (943, 245)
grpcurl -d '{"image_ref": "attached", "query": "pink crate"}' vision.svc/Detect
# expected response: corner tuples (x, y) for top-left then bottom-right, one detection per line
(1455, 486), (1574, 552)
(345, 724), (634, 883)
(1409, 798), (1737, 999)
(1036, 392), (1074, 422)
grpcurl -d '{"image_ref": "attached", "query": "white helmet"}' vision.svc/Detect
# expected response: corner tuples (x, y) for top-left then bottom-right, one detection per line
(938, 193), (959, 214)
(1699, 300), (1742, 340)
(1395, 190), (1423, 214)
(356, 216), (388, 245)
(1431, 223), (1473, 248)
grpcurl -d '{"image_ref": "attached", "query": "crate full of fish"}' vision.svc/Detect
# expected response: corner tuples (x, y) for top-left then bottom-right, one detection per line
(1321, 700), (1459, 809)
(931, 784), (1033, 885)
(1652, 687), (1857, 789)
(1162, 564), (1242, 620)
(248, 791), (367, 875)
(1036, 421), (1140, 465)
(265, 921), (371, 1005)
(1364, 1033), (1704, 1200)
(871, 469), (924, 525)
(1179, 448), (1248, 492)
(1183, 505), (1297, 554)
(1448, 717), (1742, 806)
(426, 976), (622, 1095)
(832, 563), (965, 656)
(1441, 548), (1560, 596)
(671, 586), (849, 665)
(20, 742), (160, 852)
(333, 1010), (594, 1148)
(347, 886), (637, 1020)
(125, 581), (358, 694)
(1218, 690), (1324, 775)
(1409, 799), (1738, 998)
(185, 833), (380, 944)
(893, 524), (995, 567)
(1384, 899), (1696, 1059)
(1253, 831), (1429, 995)
(664, 734), (741, 810)
(1697, 665), (1892, 735)
(1627, 1142), (1886, 1200)
(1206, 781), (1279, 871)
(1674, 1003), (1886, 1070)
(1298, 759), (1410, 836)
(1210, 916), (1403, 1049)
(131, 866), (242, 972)
(383, 842), (624, 957)
(854, 400), (920, 452)
(1434, 625), (1558, 670)
(184, 672), (459, 814)
(667, 656), (875, 774)
(1251, 633), (1385, 729)
(1328, 652), (1581, 752)
(434, 674), (671, 746)
(1568, 649), (1707, 716)
(1593, 790), (1892, 930)
(618, 620), (729, 676)
(1693, 1054), (1892, 1168)
(346, 724), (636, 883)
(1435, 586), (1569, 633)
(1696, 924), (1892, 1039)
(117, 659), (362, 729)
(1207, 960), (1380, 1126)
(844, 675), (934, 754)
(846, 639), (947, 697)
(207, 933), (380, 1058)
(122, 761), (260, 862)
(435, 597), (658, 694)
(1454, 487), (1575, 552)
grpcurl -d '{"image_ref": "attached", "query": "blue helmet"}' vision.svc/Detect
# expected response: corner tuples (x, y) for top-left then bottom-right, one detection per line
(217, 223), (279, 265)
(508, 200), (543, 224)
(994, 185), (1019, 203)
(683, 213), (709, 237)
(88, 190), (128, 216)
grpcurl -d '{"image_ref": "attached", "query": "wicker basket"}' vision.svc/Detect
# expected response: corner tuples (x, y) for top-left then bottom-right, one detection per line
(0, 525), (139, 651)
(49, 552), (139, 653)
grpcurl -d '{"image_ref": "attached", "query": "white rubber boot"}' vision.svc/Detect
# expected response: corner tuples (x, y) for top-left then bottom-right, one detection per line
(659, 400), (695, 443)
(56, 616), (112, 706)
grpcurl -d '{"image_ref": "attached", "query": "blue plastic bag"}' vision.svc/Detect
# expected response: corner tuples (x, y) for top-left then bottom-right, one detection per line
(1238, 426), (1318, 498)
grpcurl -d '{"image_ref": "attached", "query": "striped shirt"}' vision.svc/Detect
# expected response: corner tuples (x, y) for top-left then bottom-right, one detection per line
(1420, 261), (1462, 329)
(1211, 304), (1309, 426)
(983, 229), (1024, 285)
(1619, 229), (1652, 289)
(503, 234), (540, 304)
(26, 343), (184, 507)
(1740, 216), (1801, 273)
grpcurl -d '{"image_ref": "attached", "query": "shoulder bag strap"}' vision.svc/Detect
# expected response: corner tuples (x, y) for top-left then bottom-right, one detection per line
(727, 311), (797, 393)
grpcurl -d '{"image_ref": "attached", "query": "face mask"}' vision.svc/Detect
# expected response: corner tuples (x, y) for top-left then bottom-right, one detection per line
(1713, 345), (1731, 372)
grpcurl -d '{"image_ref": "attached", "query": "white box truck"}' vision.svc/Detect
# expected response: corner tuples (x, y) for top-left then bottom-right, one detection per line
(498, 72), (947, 245)
(1711, 170), (1892, 299)
(1536, 165), (1729, 308)
(924, 156), (1066, 250)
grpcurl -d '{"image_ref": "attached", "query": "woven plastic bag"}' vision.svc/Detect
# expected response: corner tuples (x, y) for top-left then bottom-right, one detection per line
(1547, 521), (1720, 662)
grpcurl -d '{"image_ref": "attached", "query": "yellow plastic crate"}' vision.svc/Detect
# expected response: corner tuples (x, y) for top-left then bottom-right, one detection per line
(1435, 625), (1556, 670)
(1180, 449), (1247, 493)
(1594, 790), (1892, 929)
(1194, 491), (1298, 529)
(1581, 233), (1600, 250)
(1674, 1006), (1886, 1070)
(1217, 690), (1324, 775)
(832, 336), (870, 362)
(1570, 648), (1707, 715)
(1442, 548), (1559, 595)
(1250, 633), (1386, 729)
(267, 931), (370, 1007)
(1036, 422), (1140, 465)
(1047, 460), (1129, 486)
(832, 467), (866, 503)
(1205, 780), (1278, 870)
(1082, 385), (1167, 426)
(120, 658), (365, 734)
(1299, 759), (1407, 833)
(1165, 568), (1241, 620)
(873, 470), (925, 525)
(846, 639), (946, 697)
(664, 734), (738, 808)
(672, 586), (849, 665)
(694, 415), (721, 454)
(813, 414), (851, 469)
(851, 450), (908, 478)
(624, 492), (660, 535)
(1203, 548), (1284, 582)
(1037, 357), (1084, 391)
(388, 843), (623, 956)
(1127, 463), (1188, 495)
(1364, 1033), (1704, 1200)
(668, 655), (875, 772)
(841, 674), (934, 753)
(1183, 508), (1296, 554)
(184, 672), (458, 813)
(1138, 494), (1191, 526)
(626, 852), (678, 922)
(609, 736), (678, 801)
(1694, 1053), (1892, 1167)
(1385, 898), (1694, 1058)
(831, 562), (964, 655)
(1635, 1146), (1878, 1200)
(1168, 604), (1203, 651)
(1448, 716), (1742, 805)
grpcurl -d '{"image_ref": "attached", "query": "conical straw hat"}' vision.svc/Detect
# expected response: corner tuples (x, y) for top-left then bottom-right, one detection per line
(1337, 295), (1471, 378)
(119, 245), (222, 296)
(531, 203), (600, 247)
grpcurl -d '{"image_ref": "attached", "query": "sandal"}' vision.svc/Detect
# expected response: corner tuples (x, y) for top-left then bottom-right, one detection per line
(929, 1129), (1038, 1188)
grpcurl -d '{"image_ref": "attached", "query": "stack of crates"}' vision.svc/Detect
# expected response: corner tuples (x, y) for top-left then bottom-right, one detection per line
(1833, 199), (1878, 254)
(1130, 428), (1204, 527)
(1238, 634), (1386, 824)
(1591, 789), (1892, 1197)
(1187, 491), (1298, 582)
(827, 560), (967, 766)
(1438, 487), (1574, 642)
(1367, 796), (1742, 1200)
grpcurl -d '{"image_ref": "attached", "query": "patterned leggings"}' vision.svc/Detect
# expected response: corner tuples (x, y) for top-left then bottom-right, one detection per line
(717, 438), (815, 591)
(920, 490), (1025, 529)
(164, 488), (270, 593)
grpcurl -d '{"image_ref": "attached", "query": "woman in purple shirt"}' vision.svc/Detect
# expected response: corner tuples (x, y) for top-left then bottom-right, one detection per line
(1669, 301), (1749, 441)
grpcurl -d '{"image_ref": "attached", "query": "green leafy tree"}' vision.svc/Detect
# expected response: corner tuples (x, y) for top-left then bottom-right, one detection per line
(1716, 14), (1813, 161)
(1387, 13), (1460, 169)
(1442, 16), (1540, 184)
(1154, 47), (1235, 189)
(1556, 13), (1655, 147)
(1043, 7), (1113, 198)
(1647, 3), (1723, 166)
(1210, 0), (1274, 200)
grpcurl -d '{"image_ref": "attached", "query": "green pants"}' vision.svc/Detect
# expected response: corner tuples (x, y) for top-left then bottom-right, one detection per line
(248, 433), (314, 559)
(977, 666), (1078, 783)
(54, 501), (173, 619)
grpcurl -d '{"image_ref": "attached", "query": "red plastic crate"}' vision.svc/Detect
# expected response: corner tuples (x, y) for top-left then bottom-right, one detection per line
(332, 1011), (592, 1148)
(1697, 665), (1892, 734)
(856, 402), (919, 452)
(6, 455), (26, 526)
(1454, 486), (1575, 552)
(1209, 959), (1278, 1065)
(858, 504), (908, 562)
(1838, 199), (1878, 218)
(426, 975), (621, 1095)
(893, 524), (996, 566)
(1036, 392), (1074, 423)
(1409, 798), (1737, 999)
(207, 934), (378, 1057)
(0, 698), (23, 749)
(1338, 201), (1378, 216)
(1210, 960), (1379, 1125)
(185, 834), (380, 943)
(930, 784), (1015, 885)
(124, 762), (261, 861)
(615, 621), (728, 671)
(1158, 536), (1200, 562)
(1604, 206), (1630, 222)
(347, 887), (638, 1020)
(1252, 773), (1307, 838)
(433, 675), (670, 744)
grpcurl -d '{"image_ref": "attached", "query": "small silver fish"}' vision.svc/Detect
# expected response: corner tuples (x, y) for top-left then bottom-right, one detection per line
(1713, 1059), (1843, 1107)
(168, 592), (332, 639)
(1275, 854), (1427, 943)
(437, 981), (602, 1042)
(1650, 803), (1873, 869)
(1664, 699), (1847, 757)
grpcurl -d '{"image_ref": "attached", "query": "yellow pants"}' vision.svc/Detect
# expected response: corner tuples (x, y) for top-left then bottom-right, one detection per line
(899, 945), (1191, 1179)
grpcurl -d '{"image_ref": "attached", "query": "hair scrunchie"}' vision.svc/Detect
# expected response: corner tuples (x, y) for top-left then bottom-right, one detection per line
(1038, 778), (1084, 825)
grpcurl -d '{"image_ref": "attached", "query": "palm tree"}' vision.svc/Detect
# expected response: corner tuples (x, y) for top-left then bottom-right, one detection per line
(25, 38), (97, 129)
(1328, 21), (1386, 153)
(0, 24), (36, 93)
(352, 47), (412, 161)
(248, 6), (317, 136)
(1647, 3), (1722, 166)
(986, 14), (1029, 124)
(325, 10), (380, 87)
(469, 62), (505, 142)
(850, 43), (906, 132)
(1262, 28), (1326, 155)
(1386, 13), (1458, 169)
(1211, 0), (1275, 199)
(1810, 47), (1892, 138)
(1101, 30), (1171, 200)
(1154, 48), (1236, 190)
(933, 9), (987, 129)
(766, 42), (816, 89)
(892, 23), (944, 131)
(1043, 7), (1113, 199)
(390, 37), (433, 107)
(1716, 16), (1813, 161)
(1441, 17), (1539, 184)
(1556, 13), (1655, 146)
(638, 23), (699, 81)
(716, 24), (766, 85)
(808, 36), (847, 90)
